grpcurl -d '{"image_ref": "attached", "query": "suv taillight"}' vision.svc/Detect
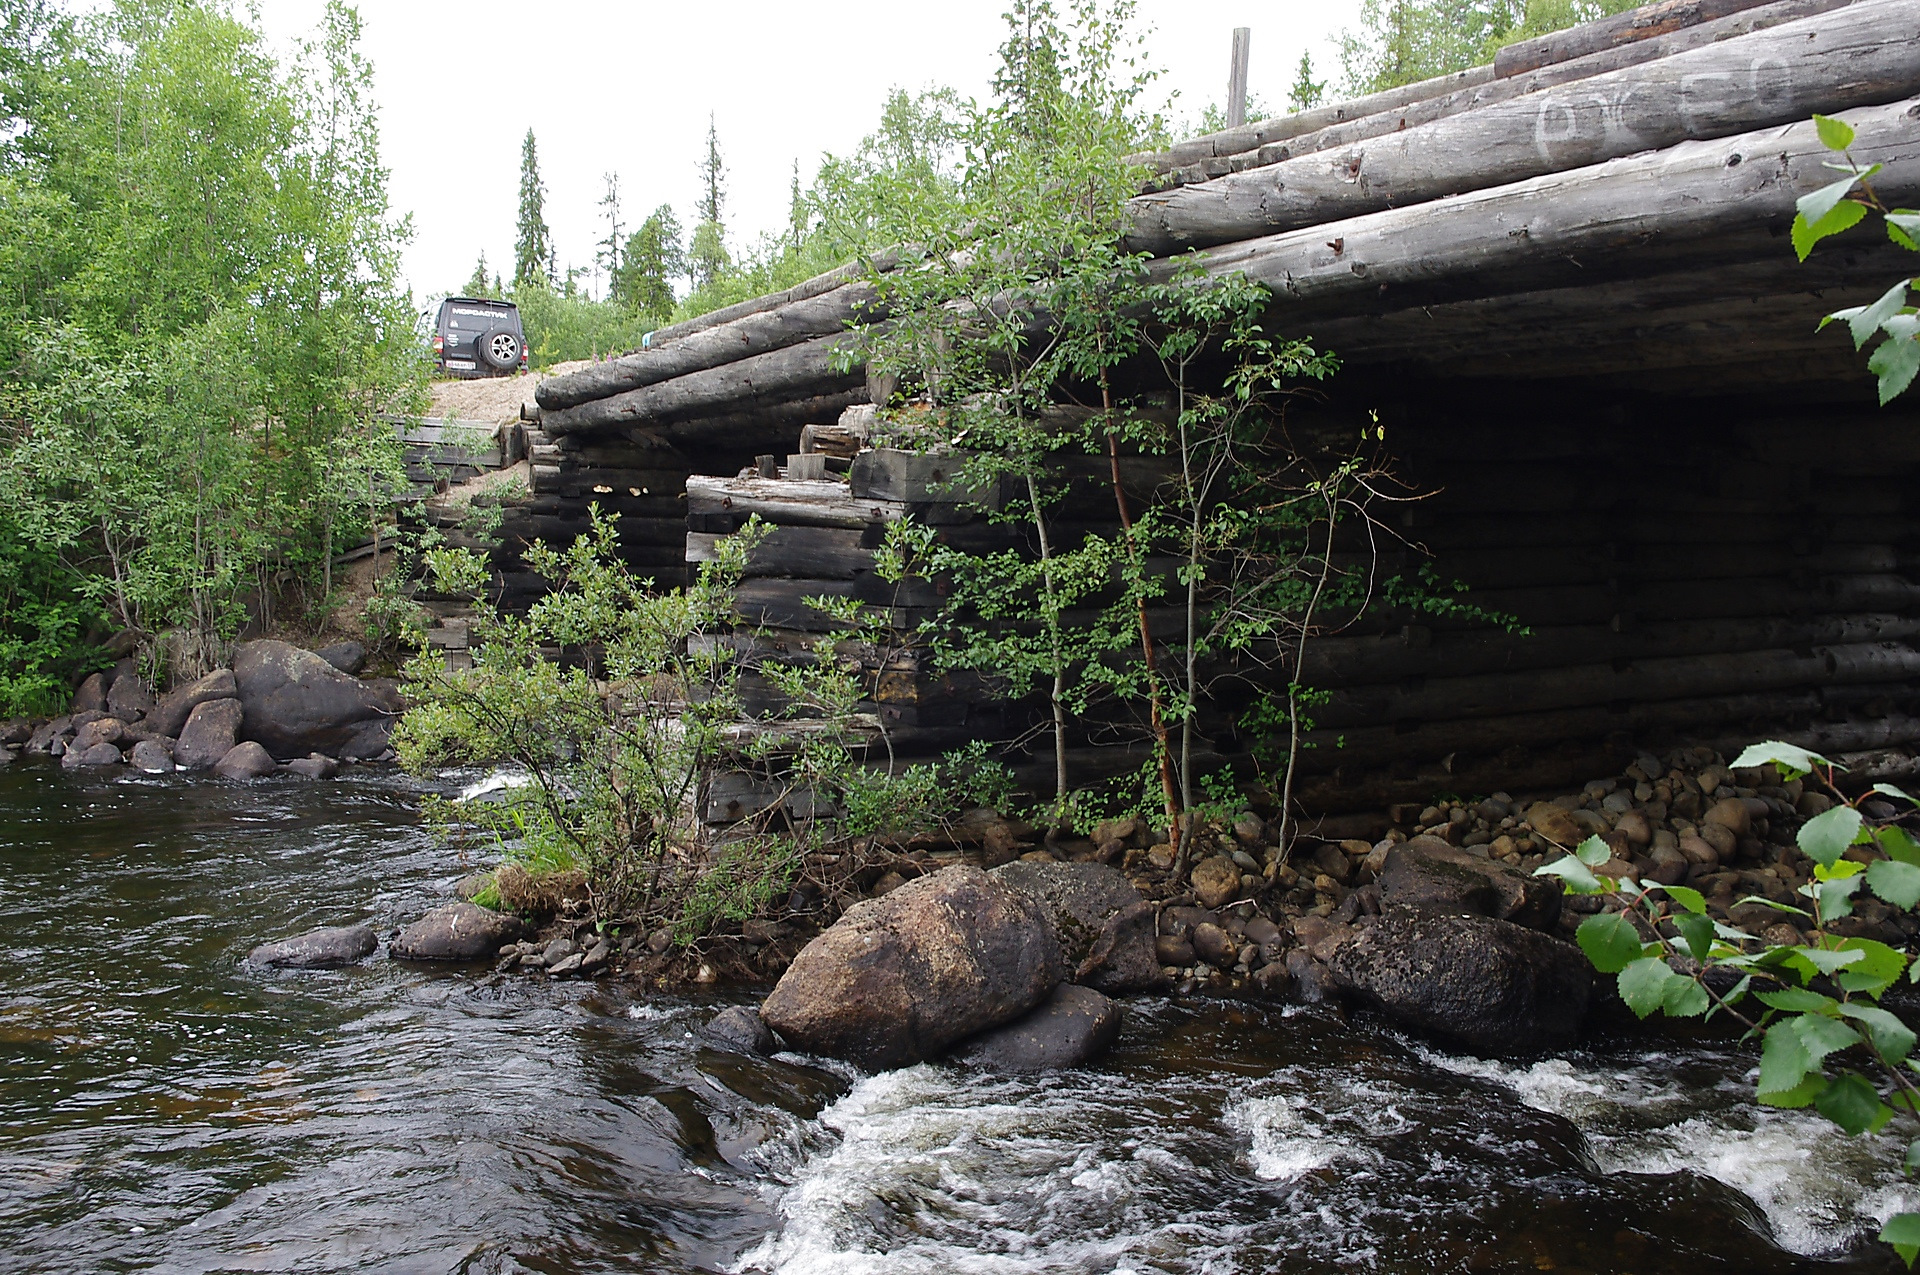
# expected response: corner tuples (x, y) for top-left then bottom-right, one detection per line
(432, 334), (443, 352)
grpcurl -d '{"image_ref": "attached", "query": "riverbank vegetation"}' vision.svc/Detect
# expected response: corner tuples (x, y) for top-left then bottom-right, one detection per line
(0, 0), (422, 714)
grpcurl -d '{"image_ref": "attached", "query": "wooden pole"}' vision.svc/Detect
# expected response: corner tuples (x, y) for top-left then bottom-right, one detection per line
(1227, 28), (1251, 130)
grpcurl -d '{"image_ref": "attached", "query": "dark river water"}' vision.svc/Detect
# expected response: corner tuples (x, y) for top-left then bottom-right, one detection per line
(2, 756), (1915, 1274)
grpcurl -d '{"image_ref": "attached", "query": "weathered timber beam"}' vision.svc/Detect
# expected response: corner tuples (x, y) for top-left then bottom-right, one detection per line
(1152, 0), (1853, 188)
(536, 279), (888, 411)
(1123, 67), (1496, 175)
(640, 248), (902, 347)
(540, 331), (869, 436)
(1127, 2), (1920, 254)
(1307, 641), (1920, 730)
(1496, 0), (1780, 76)
(1301, 253), (1908, 361)
(686, 474), (908, 530)
(1166, 98), (1920, 311)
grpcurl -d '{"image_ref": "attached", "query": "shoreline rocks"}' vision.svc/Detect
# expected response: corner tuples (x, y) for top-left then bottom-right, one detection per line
(247, 923), (379, 969)
(951, 983), (1123, 1072)
(760, 865), (1063, 1070)
(391, 902), (530, 961)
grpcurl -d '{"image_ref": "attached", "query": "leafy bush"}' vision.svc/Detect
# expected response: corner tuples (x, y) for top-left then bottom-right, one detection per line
(1540, 740), (1920, 1265)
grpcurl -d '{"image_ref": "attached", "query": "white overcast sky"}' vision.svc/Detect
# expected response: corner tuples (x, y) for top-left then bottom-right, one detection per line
(251, 0), (1365, 301)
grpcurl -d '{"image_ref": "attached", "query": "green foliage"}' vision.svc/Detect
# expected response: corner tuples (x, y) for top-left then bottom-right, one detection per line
(509, 280), (657, 367)
(612, 204), (684, 324)
(1791, 114), (1918, 404)
(0, 0), (422, 688)
(397, 510), (979, 941)
(1288, 52), (1326, 112)
(1539, 740), (1920, 1265)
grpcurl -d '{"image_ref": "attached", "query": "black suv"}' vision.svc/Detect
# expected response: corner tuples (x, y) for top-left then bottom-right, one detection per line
(432, 297), (527, 378)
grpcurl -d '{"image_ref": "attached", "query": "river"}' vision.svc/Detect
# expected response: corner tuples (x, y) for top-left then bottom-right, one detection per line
(1, 756), (1913, 1273)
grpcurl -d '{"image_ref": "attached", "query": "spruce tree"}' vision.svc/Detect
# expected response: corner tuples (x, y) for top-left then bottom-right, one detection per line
(617, 204), (685, 322)
(514, 128), (552, 289)
(596, 172), (624, 300)
(463, 251), (492, 298)
(690, 114), (729, 290)
(1288, 50), (1326, 111)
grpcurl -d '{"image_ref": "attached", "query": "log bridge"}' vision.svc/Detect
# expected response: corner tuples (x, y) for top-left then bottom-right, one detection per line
(482, 0), (1920, 816)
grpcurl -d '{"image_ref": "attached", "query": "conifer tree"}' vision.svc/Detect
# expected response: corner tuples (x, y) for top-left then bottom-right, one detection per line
(596, 171), (623, 300)
(690, 113), (729, 290)
(614, 204), (684, 322)
(514, 128), (552, 289)
(463, 251), (492, 298)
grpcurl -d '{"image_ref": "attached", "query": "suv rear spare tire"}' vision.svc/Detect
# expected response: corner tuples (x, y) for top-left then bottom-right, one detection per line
(478, 328), (521, 371)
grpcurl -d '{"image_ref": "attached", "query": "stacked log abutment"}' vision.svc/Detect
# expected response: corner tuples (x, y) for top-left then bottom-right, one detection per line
(1265, 392), (1920, 810)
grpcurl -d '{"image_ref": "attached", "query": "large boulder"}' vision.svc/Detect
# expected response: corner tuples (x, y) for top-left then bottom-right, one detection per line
(247, 923), (378, 969)
(129, 738), (175, 773)
(1378, 836), (1562, 931)
(314, 641), (368, 674)
(951, 983), (1122, 1072)
(213, 741), (277, 779)
(702, 1005), (777, 1055)
(105, 673), (155, 722)
(176, 698), (245, 769)
(232, 640), (397, 760)
(147, 669), (237, 738)
(390, 902), (529, 961)
(61, 742), (123, 768)
(1326, 905), (1591, 1055)
(991, 860), (1166, 993)
(71, 672), (108, 715)
(760, 865), (1063, 1070)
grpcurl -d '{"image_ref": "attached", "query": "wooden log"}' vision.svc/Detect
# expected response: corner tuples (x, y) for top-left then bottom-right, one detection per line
(654, 389), (871, 451)
(1126, 3), (1920, 254)
(1495, 0), (1781, 76)
(686, 474), (907, 530)
(640, 249), (902, 349)
(534, 278), (888, 412)
(1153, 0), (1853, 187)
(685, 525), (879, 579)
(541, 333), (869, 435)
(1303, 641), (1920, 730)
(1157, 97), (1920, 321)
(1122, 66), (1497, 175)
(1297, 613), (1920, 686)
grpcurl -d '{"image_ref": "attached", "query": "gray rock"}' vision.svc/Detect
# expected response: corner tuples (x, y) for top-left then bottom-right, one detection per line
(1251, 960), (1295, 999)
(991, 860), (1164, 994)
(213, 741), (277, 779)
(390, 902), (530, 961)
(61, 742), (123, 768)
(147, 669), (237, 737)
(106, 673), (154, 722)
(1378, 836), (1562, 931)
(314, 641), (368, 675)
(542, 938), (575, 964)
(129, 739), (175, 773)
(247, 923), (377, 969)
(176, 698), (245, 769)
(760, 865), (1063, 1070)
(232, 639), (398, 760)
(703, 1005), (777, 1055)
(951, 983), (1122, 1072)
(1326, 905), (1591, 1056)
(0, 719), (31, 747)
(1286, 950), (1342, 1004)
(70, 672), (108, 715)
(285, 754), (339, 780)
(71, 717), (125, 752)
(26, 716), (70, 754)
(547, 952), (584, 975)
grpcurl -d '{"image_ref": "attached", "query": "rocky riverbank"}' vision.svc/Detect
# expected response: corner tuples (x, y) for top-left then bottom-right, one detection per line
(0, 640), (399, 779)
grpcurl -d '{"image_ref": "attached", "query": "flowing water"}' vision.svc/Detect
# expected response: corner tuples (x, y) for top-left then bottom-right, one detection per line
(2, 755), (1915, 1274)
